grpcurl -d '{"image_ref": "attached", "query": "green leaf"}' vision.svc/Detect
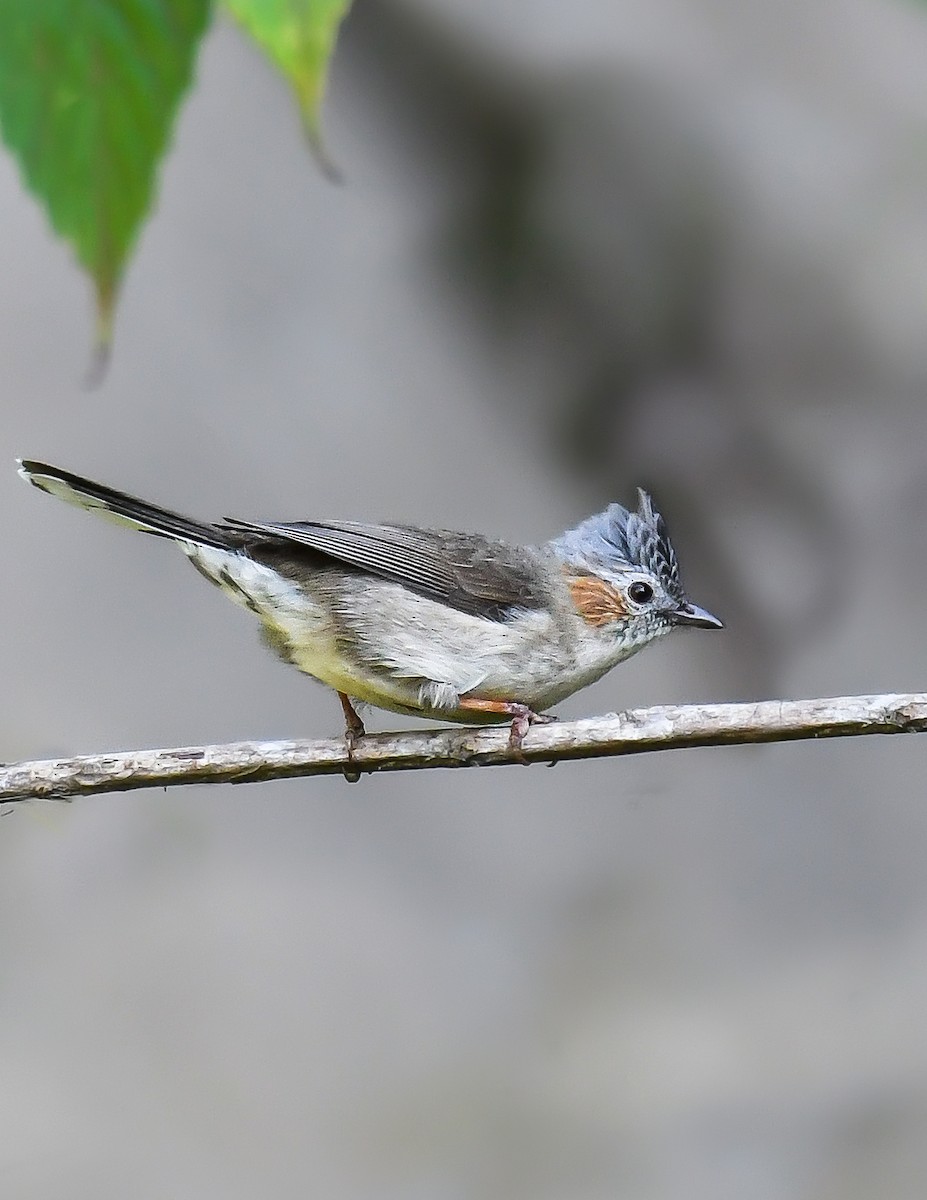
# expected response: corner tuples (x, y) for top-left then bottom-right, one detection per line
(0, 0), (212, 351)
(223, 0), (351, 169)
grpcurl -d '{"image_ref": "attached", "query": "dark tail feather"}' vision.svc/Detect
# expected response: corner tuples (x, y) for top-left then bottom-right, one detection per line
(17, 460), (232, 550)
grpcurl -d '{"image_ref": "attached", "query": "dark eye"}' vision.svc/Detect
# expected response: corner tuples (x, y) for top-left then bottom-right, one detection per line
(628, 581), (654, 605)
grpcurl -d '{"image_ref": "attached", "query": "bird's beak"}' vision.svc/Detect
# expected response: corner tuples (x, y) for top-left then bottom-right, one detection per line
(674, 602), (724, 629)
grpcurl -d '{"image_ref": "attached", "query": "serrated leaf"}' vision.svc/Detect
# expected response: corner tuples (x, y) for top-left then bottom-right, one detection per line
(223, 0), (351, 167)
(0, 0), (212, 352)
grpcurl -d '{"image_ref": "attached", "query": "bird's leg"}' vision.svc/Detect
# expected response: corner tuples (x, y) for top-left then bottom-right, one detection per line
(337, 692), (366, 783)
(458, 697), (555, 758)
(338, 692), (366, 749)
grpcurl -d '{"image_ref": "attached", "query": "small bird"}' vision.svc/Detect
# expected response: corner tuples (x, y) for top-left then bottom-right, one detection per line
(17, 460), (722, 750)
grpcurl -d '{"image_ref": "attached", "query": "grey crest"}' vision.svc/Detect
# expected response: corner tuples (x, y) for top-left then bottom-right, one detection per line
(547, 489), (685, 603)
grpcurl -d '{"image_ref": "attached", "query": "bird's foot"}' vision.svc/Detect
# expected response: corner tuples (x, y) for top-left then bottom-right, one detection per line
(506, 704), (554, 746)
(506, 705), (555, 761)
(459, 696), (555, 763)
(338, 692), (366, 783)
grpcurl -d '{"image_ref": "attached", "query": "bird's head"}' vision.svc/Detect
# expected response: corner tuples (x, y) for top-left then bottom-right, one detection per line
(549, 489), (723, 643)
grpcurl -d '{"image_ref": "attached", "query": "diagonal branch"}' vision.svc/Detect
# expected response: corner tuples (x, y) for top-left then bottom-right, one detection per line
(3, 693), (927, 803)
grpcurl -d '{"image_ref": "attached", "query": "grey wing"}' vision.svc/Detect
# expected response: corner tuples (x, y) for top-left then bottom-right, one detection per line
(221, 518), (549, 621)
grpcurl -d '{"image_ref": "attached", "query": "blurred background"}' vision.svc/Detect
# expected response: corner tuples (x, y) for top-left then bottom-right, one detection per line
(3, 0), (927, 1195)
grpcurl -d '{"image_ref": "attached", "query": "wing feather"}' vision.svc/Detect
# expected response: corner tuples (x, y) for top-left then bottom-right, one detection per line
(223, 518), (547, 620)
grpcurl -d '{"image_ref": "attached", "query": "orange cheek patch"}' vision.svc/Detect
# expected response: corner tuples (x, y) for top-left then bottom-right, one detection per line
(566, 574), (631, 626)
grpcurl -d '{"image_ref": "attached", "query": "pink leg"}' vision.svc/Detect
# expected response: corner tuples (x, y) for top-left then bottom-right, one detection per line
(458, 697), (555, 757)
(337, 692), (365, 784)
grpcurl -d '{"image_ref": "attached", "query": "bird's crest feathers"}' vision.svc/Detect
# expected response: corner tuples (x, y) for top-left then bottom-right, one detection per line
(550, 490), (685, 602)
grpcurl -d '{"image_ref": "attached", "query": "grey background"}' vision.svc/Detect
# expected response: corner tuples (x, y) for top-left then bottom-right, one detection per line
(3, 1), (927, 1196)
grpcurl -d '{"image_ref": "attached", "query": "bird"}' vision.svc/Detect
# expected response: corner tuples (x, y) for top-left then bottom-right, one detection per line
(17, 459), (722, 752)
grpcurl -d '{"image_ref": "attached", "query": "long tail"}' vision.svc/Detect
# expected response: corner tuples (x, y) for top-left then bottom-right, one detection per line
(17, 459), (232, 549)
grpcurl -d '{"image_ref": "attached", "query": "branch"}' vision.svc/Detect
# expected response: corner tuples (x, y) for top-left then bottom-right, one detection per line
(3, 693), (927, 803)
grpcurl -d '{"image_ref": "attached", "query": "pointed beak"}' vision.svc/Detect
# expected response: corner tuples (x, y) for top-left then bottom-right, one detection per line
(674, 602), (724, 630)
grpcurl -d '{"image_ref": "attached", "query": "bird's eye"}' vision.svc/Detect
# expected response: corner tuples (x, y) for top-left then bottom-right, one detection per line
(628, 581), (654, 605)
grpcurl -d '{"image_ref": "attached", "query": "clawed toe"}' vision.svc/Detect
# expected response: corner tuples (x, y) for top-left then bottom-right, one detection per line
(506, 704), (551, 762)
(342, 731), (363, 783)
(343, 720), (365, 748)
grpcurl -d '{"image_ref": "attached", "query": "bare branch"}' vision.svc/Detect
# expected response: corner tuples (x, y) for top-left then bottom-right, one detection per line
(3, 693), (927, 803)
